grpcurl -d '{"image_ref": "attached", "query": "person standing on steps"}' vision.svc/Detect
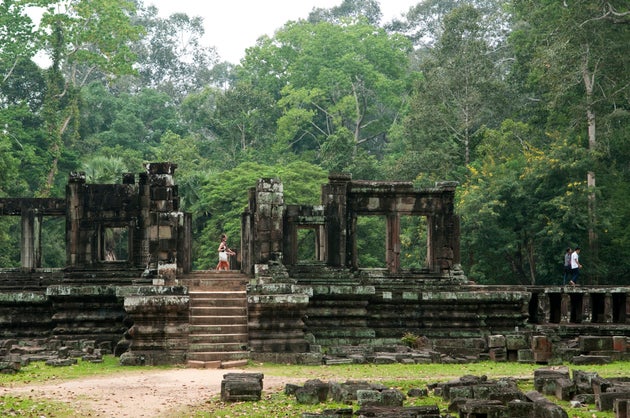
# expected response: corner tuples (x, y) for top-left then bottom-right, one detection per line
(563, 247), (572, 285)
(569, 247), (582, 286)
(216, 233), (235, 271)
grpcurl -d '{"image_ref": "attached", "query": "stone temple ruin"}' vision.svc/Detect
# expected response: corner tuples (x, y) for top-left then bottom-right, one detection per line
(0, 162), (629, 371)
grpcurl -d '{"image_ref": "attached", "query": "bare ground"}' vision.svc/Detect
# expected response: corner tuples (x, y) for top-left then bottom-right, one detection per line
(0, 367), (298, 417)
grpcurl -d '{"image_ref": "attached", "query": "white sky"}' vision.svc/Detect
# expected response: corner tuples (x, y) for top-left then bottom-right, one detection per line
(147, 0), (419, 63)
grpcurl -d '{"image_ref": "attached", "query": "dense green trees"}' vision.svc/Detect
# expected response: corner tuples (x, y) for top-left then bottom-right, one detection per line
(0, 0), (629, 282)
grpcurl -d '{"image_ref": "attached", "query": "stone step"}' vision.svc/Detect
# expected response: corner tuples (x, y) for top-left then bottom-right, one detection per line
(191, 306), (248, 316)
(189, 341), (249, 352)
(189, 298), (247, 308)
(186, 359), (249, 369)
(185, 270), (250, 363)
(189, 324), (248, 334)
(189, 333), (248, 344)
(187, 351), (250, 363)
(190, 315), (248, 326)
(189, 290), (247, 300)
(180, 270), (248, 292)
(185, 280), (247, 291)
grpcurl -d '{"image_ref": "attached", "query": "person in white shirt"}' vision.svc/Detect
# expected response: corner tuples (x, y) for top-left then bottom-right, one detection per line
(569, 247), (582, 286)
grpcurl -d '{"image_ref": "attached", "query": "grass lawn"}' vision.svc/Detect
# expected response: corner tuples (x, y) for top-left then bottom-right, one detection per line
(1, 357), (628, 417)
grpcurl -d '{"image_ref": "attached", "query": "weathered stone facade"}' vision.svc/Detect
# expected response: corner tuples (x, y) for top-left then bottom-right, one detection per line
(0, 163), (191, 365)
(0, 166), (629, 367)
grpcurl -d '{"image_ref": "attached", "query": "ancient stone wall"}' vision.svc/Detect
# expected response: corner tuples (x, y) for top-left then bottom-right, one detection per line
(1, 168), (630, 368)
(0, 163), (192, 364)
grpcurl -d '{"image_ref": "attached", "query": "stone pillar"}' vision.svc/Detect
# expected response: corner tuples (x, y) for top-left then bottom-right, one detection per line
(251, 178), (284, 265)
(604, 293), (613, 323)
(431, 181), (460, 272)
(560, 293), (571, 324)
(321, 173), (351, 267)
(140, 163), (186, 279)
(386, 213), (400, 273)
(582, 293), (592, 323)
(144, 163), (179, 264)
(20, 209), (42, 269)
(537, 293), (551, 324)
(66, 172), (86, 268)
(241, 188), (256, 275)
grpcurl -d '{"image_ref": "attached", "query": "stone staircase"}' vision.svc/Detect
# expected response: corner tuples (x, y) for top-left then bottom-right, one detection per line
(180, 270), (250, 369)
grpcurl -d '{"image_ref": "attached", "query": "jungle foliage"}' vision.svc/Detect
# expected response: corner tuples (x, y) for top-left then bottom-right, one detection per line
(1, 0), (629, 284)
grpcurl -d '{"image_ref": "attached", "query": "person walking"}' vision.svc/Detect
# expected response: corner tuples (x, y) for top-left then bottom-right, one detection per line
(216, 233), (235, 271)
(569, 247), (582, 286)
(563, 247), (572, 285)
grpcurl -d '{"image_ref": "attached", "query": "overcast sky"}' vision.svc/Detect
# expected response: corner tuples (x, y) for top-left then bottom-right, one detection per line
(147, 0), (419, 63)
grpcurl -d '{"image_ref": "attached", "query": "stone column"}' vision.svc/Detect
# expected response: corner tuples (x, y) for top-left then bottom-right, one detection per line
(385, 213), (400, 273)
(20, 209), (42, 269)
(582, 293), (592, 323)
(251, 178), (284, 265)
(604, 293), (613, 323)
(537, 293), (551, 324)
(66, 172), (86, 267)
(560, 293), (571, 324)
(141, 163), (184, 282)
(321, 173), (350, 267)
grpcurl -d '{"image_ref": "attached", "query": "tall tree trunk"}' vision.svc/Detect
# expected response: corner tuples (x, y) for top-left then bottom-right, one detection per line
(582, 47), (599, 283)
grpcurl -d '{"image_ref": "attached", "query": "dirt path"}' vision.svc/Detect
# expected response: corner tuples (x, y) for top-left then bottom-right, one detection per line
(0, 367), (297, 417)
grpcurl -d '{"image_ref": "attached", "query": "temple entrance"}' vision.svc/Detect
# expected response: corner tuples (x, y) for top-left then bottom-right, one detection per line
(400, 215), (428, 270)
(42, 217), (66, 267)
(296, 227), (318, 262)
(356, 216), (386, 268)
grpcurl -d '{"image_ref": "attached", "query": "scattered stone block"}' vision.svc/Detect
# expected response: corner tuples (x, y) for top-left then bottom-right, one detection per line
(489, 347), (507, 362)
(534, 366), (570, 395)
(407, 387), (428, 397)
(597, 391), (630, 412)
(459, 399), (506, 417)
(615, 398), (629, 418)
(45, 358), (77, 367)
(613, 336), (627, 353)
(487, 335), (506, 348)
(330, 380), (370, 402)
(532, 336), (552, 363)
(518, 348), (534, 363)
(356, 390), (383, 407)
(220, 372), (263, 402)
(355, 405), (441, 417)
(302, 408), (354, 418)
(295, 379), (329, 404)
(554, 377), (575, 401)
(373, 355), (396, 364)
(592, 375), (613, 395)
(526, 390), (569, 418)
(571, 355), (611, 365)
(579, 336), (613, 352)
(507, 399), (534, 418)
(506, 334), (528, 351)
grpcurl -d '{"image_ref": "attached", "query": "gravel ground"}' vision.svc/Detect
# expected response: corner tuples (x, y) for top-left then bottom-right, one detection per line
(0, 367), (295, 417)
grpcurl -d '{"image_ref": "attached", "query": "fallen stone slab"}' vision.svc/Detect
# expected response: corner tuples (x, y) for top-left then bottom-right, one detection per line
(220, 372), (264, 402)
(571, 355), (612, 365)
(597, 391), (630, 412)
(354, 405), (441, 417)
